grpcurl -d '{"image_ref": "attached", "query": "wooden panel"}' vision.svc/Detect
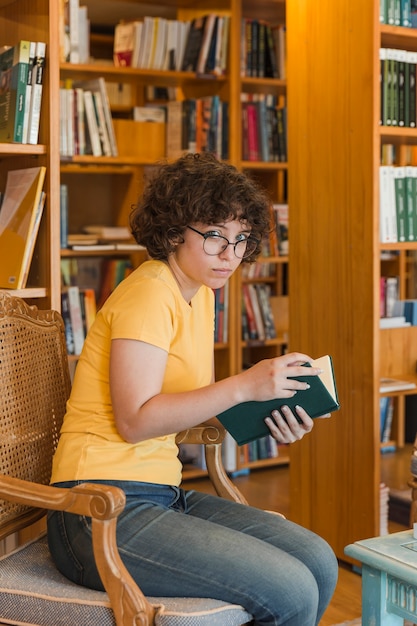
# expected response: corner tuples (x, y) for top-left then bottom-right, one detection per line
(287, 0), (380, 558)
(380, 327), (417, 377)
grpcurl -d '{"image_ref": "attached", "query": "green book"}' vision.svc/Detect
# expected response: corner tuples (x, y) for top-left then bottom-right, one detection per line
(216, 355), (340, 445)
(0, 40), (31, 143)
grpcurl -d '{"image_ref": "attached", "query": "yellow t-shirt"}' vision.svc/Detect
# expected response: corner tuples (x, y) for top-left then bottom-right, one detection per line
(51, 260), (214, 486)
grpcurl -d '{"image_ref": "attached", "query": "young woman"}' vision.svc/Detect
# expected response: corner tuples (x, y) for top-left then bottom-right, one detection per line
(48, 153), (338, 625)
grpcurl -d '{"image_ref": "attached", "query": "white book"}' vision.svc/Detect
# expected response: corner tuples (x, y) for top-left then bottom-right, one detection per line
(379, 165), (398, 243)
(68, 0), (80, 63)
(27, 41), (46, 145)
(92, 91), (112, 156)
(139, 16), (155, 69)
(222, 432), (237, 473)
(150, 17), (168, 70)
(59, 88), (68, 157)
(74, 78), (118, 156)
(66, 88), (75, 157)
(83, 90), (102, 156)
(78, 5), (90, 64)
(22, 41), (36, 144)
(176, 21), (190, 71)
(380, 316), (410, 328)
(67, 286), (85, 355)
(131, 21), (143, 67)
(380, 377), (417, 393)
(74, 86), (86, 154)
(213, 16), (224, 75)
(163, 20), (179, 70)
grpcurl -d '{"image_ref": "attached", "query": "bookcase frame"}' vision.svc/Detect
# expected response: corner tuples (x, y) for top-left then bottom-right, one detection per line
(286, 1), (417, 560)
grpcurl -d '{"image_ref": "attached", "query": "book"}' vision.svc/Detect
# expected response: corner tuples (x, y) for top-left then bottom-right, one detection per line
(181, 16), (208, 72)
(0, 40), (31, 143)
(380, 377), (417, 393)
(0, 166), (46, 288)
(216, 355), (340, 445)
(73, 78), (118, 156)
(83, 90), (102, 156)
(21, 41), (36, 144)
(18, 190), (46, 288)
(66, 285), (85, 355)
(27, 41), (46, 145)
(113, 21), (135, 67)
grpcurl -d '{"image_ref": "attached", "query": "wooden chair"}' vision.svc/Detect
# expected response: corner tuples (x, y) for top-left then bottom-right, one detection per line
(0, 292), (253, 626)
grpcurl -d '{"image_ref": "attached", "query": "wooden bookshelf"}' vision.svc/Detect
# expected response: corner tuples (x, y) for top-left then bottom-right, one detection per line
(286, 2), (417, 560)
(0, 0), (60, 310)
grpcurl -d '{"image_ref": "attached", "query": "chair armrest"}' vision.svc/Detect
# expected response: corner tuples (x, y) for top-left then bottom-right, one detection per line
(0, 474), (156, 626)
(176, 424), (248, 505)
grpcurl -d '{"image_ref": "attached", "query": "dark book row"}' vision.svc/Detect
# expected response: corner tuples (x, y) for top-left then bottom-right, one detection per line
(380, 47), (417, 128)
(242, 283), (277, 342)
(241, 19), (286, 80)
(166, 96), (228, 161)
(242, 98), (287, 163)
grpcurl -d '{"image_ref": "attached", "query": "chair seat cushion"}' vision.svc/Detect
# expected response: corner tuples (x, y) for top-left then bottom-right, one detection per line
(0, 536), (252, 626)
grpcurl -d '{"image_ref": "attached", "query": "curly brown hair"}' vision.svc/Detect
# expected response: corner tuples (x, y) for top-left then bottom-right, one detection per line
(129, 153), (272, 262)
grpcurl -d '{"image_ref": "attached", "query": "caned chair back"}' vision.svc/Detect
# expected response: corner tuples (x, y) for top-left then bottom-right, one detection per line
(0, 292), (253, 625)
(0, 292), (71, 539)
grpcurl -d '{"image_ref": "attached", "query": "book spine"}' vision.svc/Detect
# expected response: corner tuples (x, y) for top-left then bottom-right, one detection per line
(27, 41), (46, 145)
(83, 90), (102, 156)
(61, 291), (75, 355)
(0, 40), (31, 143)
(60, 183), (69, 248)
(394, 166), (407, 241)
(21, 41), (36, 144)
(67, 285), (85, 355)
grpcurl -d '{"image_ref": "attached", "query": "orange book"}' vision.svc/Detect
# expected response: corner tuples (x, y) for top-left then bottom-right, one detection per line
(0, 166), (46, 288)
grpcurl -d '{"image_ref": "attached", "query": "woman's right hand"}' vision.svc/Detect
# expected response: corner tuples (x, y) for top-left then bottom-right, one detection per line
(236, 352), (323, 404)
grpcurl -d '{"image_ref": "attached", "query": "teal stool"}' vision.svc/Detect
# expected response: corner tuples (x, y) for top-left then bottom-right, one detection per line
(345, 529), (417, 625)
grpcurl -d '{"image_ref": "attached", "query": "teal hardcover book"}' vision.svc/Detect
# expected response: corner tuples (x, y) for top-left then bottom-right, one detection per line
(216, 355), (340, 445)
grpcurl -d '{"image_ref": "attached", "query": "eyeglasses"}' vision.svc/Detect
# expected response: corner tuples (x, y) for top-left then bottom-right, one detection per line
(187, 225), (259, 259)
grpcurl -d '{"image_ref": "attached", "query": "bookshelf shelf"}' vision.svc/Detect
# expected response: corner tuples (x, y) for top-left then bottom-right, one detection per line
(0, 144), (47, 156)
(241, 161), (288, 170)
(60, 63), (228, 88)
(3, 287), (48, 299)
(380, 23), (417, 49)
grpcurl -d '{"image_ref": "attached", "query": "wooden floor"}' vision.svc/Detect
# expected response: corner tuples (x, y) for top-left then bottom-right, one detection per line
(184, 443), (414, 626)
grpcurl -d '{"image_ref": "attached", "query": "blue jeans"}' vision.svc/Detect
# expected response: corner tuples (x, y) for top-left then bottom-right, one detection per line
(47, 480), (338, 626)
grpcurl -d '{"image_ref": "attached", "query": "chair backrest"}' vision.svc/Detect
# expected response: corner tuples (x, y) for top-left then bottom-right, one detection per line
(0, 292), (71, 540)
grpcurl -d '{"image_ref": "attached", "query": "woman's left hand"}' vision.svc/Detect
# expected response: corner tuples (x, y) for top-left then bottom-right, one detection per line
(264, 405), (330, 444)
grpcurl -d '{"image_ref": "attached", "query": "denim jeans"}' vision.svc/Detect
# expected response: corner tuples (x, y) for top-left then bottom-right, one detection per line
(47, 480), (338, 626)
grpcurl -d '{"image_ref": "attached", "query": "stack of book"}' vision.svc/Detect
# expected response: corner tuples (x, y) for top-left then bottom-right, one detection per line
(379, 165), (417, 243)
(60, 77), (118, 157)
(60, 0), (90, 64)
(113, 13), (230, 76)
(241, 19), (286, 79)
(61, 285), (97, 356)
(166, 96), (228, 160)
(380, 0), (414, 27)
(242, 283), (277, 341)
(0, 40), (46, 145)
(241, 95), (287, 162)
(380, 48), (417, 128)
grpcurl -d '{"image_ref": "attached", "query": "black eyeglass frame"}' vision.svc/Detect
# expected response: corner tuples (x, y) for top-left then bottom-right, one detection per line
(187, 225), (259, 259)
